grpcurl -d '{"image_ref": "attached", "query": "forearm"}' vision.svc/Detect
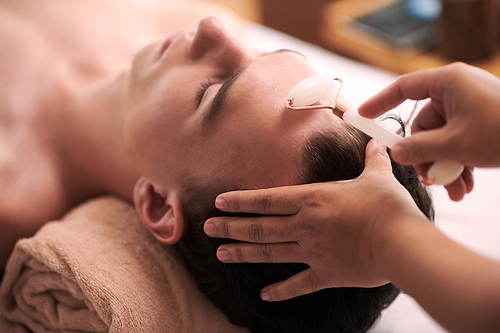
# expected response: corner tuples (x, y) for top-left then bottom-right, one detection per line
(375, 215), (500, 333)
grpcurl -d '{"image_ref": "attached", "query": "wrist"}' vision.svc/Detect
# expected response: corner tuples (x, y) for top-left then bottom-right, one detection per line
(370, 207), (430, 280)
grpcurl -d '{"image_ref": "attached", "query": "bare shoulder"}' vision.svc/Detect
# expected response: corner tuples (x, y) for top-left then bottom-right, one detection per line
(0, 0), (247, 268)
(1, 0), (245, 42)
(0, 133), (67, 267)
(0, 0), (246, 75)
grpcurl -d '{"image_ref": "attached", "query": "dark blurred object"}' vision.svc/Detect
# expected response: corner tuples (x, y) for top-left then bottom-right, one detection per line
(352, 1), (438, 51)
(261, 0), (331, 47)
(439, 0), (498, 62)
(320, 0), (500, 76)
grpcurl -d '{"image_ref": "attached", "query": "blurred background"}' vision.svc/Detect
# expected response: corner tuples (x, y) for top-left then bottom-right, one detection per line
(206, 0), (500, 76)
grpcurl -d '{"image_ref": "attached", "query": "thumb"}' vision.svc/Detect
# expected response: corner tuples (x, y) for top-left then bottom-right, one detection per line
(362, 139), (393, 177)
(260, 269), (324, 302)
(391, 128), (451, 165)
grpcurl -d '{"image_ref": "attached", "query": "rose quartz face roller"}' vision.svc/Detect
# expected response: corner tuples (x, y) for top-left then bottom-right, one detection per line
(287, 74), (464, 186)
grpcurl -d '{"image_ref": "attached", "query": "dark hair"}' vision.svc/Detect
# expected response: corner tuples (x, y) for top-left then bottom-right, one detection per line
(174, 125), (433, 333)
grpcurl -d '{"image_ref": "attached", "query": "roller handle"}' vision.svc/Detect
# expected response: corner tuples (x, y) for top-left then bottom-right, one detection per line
(343, 107), (464, 186)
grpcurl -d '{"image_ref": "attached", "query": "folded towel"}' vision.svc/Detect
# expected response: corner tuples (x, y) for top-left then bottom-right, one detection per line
(0, 196), (248, 333)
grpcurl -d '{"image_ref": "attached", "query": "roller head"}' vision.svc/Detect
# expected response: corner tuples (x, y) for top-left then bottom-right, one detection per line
(427, 160), (465, 186)
(288, 75), (334, 107)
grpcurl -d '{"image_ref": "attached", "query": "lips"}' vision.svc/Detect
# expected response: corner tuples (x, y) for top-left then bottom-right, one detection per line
(159, 31), (184, 57)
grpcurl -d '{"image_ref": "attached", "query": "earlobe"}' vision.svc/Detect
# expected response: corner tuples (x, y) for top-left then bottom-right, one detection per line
(133, 177), (185, 244)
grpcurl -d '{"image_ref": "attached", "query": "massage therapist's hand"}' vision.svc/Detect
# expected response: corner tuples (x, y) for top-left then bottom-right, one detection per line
(204, 140), (429, 301)
(360, 63), (500, 200)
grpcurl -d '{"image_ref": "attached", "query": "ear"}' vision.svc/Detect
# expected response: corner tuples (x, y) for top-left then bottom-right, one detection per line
(133, 177), (185, 244)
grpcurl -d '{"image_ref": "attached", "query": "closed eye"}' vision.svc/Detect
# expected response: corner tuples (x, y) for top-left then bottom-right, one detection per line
(196, 78), (224, 106)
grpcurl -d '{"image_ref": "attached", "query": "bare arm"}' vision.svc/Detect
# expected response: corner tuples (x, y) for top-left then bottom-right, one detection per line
(375, 212), (500, 333)
(204, 64), (500, 332)
(206, 140), (500, 333)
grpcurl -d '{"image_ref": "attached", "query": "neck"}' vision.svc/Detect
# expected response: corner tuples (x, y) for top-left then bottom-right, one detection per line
(57, 70), (139, 204)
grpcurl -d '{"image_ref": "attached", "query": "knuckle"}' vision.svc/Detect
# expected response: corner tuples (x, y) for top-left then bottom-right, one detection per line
(282, 278), (310, 299)
(295, 221), (315, 237)
(222, 219), (231, 238)
(259, 244), (274, 262)
(302, 196), (321, 210)
(247, 221), (263, 242)
(235, 246), (245, 262)
(301, 191), (325, 211)
(256, 193), (273, 214)
(300, 192), (329, 222)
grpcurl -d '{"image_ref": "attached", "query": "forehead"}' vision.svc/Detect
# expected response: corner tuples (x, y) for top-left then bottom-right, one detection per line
(210, 51), (344, 185)
(238, 51), (315, 100)
(220, 52), (320, 121)
(224, 51), (341, 130)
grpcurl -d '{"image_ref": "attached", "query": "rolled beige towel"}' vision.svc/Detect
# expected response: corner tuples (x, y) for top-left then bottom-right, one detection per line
(0, 196), (248, 333)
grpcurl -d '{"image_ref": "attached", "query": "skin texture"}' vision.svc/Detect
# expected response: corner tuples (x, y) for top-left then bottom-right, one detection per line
(0, 0), (242, 268)
(1, 0), (354, 279)
(360, 63), (500, 201)
(126, 17), (354, 248)
(206, 140), (500, 333)
(4, 5), (393, 331)
(206, 140), (416, 290)
(204, 64), (500, 333)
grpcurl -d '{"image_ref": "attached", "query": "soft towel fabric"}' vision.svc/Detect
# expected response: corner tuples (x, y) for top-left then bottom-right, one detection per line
(0, 196), (248, 333)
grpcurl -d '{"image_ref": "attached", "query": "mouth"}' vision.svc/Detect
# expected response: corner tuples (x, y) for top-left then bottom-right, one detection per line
(159, 31), (184, 58)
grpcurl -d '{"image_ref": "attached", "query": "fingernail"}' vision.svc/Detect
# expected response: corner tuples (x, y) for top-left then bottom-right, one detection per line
(215, 196), (227, 210)
(217, 249), (230, 262)
(261, 292), (271, 301)
(391, 144), (408, 162)
(204, 222), (216, 237)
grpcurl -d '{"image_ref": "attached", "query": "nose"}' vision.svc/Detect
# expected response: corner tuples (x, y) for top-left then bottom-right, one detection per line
(190, 16), (248, 71)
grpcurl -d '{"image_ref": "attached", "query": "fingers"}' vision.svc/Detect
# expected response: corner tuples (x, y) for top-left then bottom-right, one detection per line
(443, 167), (475, 201)
(444, 176), (467, 201)
(390, 128), (451, 165)
(215, 242), (303, 264)
(463, 167), (475, 194)
(260, 269), (323, 302)
(359, 68), (439, 118)
(410, 101), (446, 133)
(358, 79), (407, 119)
(259, 269), (389, 301)
(204, 215), (299, 243)
(215, 186), (306, 214)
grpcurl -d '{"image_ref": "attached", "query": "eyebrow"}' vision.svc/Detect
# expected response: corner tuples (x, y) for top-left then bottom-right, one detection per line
(202, 49), (305, 128)
(202, 67), (245, 126)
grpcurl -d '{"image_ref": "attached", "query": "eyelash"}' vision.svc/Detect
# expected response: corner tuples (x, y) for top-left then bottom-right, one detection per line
(196, 78), (223, 106)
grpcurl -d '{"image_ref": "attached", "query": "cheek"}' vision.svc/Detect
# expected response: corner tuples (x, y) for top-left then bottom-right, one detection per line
(125, 94), (194, 171)
(129, 42), (164, 86)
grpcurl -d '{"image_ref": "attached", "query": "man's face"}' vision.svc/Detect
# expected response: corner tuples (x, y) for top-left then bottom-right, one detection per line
(124, 16), (345, 191)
